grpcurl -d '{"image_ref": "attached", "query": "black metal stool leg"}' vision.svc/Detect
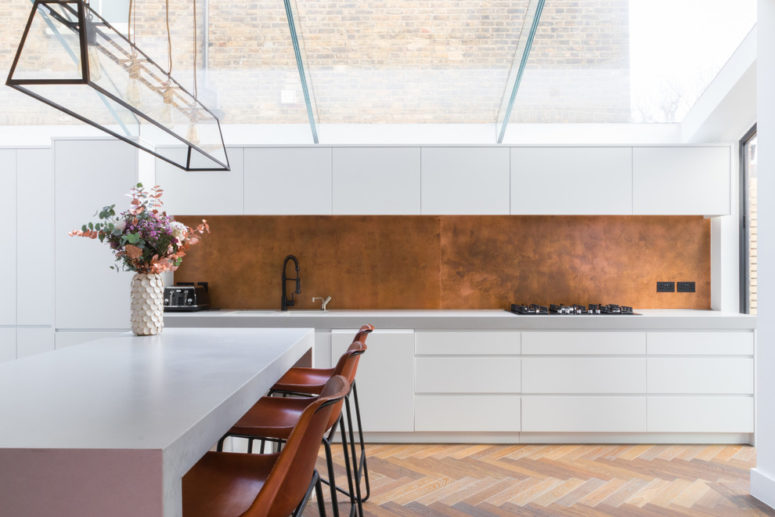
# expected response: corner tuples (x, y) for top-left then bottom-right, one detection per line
(322, 437), (340, 517)
(351, 381), (371, 502)
(344, 393), (364, 517)
(315, 472), (328, 517)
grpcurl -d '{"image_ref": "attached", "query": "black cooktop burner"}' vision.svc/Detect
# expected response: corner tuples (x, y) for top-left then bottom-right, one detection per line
(509, 304), (637, 315)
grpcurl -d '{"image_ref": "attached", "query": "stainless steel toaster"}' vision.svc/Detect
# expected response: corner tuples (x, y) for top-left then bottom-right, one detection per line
(163, 282), (211, 312)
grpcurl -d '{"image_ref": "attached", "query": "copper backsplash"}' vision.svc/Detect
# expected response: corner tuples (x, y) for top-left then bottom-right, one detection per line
(175, 216), (710, 310)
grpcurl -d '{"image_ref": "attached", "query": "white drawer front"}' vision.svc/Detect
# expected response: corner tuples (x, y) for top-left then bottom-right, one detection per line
(415, 395), (521, 432)
(415, 331), (520, 355)
(522, 358), (646, 393)
(415, 357), (521, 393)
(522, 332), (646, 355)
(648, 332), (754, 356)
(522, 396), (646, 432)
(648, 397), (753, 433)
(648, 358), (753, 394)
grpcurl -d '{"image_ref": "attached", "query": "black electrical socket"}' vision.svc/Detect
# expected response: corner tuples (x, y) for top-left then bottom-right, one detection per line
(677, 281), (696, 293)
(657, 281), (675, 293)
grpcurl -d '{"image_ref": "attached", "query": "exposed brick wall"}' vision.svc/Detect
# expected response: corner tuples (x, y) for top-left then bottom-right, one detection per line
(1, 0), (629, 125)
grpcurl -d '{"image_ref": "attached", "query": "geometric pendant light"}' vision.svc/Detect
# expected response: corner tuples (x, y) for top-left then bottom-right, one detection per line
(6, 0), (229, 171)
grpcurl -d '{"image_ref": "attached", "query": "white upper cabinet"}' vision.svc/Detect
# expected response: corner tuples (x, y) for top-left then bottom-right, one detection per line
(16, 148), (54, 326)
(511, 147), (633, 215)
(0, 150), (17, 326)
(333, 147), (421, 214)
(55, 139), (137, 330)
(156, 147), (244, 215)
(244, 147), (332, 215)
(633, 146), (730, 215)
(421, 147), (510, 214)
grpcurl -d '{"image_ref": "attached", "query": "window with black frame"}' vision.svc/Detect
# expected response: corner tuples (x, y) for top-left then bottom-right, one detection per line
(741, 125), (758, 314)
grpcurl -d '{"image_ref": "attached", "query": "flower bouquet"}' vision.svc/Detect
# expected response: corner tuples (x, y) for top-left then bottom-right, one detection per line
(70, 183), (208, 335)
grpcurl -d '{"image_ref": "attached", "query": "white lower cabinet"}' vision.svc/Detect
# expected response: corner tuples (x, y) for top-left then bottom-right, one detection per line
(415, 357), (521, 393)
(648, 397), (753, 433)
(415, 395), (520, 432)
(523, 358), (646, 394)
(332, 328), (753, 439)
(647, 357), (754, 394)
(331, 329), (414, 432)
(522, 396), (647, 432)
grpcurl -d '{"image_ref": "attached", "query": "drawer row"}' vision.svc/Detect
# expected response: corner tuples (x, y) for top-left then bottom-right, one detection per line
(415, 331), (754, 356)
(415, 357), (754, 394)
(414, 395), (754, 433)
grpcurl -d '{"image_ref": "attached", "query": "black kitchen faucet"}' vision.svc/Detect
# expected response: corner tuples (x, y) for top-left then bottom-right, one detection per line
(281, 255), (301, 311)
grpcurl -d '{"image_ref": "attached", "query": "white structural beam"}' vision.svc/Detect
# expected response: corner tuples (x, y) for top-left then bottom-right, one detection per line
(683, 27), (757, 143)
(751, 0), (775, 510)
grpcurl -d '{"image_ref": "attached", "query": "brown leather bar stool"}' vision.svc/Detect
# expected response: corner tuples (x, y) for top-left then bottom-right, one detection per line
(271, 325), (374, 514)
(183, 375), (349, 517)
(219, 341), (366, 517)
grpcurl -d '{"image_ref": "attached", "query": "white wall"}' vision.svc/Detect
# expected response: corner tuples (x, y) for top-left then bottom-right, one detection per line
(752, 0), (775, 509)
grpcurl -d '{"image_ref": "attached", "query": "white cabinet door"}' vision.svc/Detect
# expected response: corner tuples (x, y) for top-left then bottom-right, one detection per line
(647, 358), (753, 394)
(415, 331), (521, 355)
(332, 329), (414, 432)
(511, 147), (633, 215)
(415, 357), (521, 393)
(421, 147), (509, 214)
(314, 330), (332, 369)
(333, 147), (421, 214)
(16, 149), (54, 326)
(522, 332), (645, 355)
(415, 395), (521, 432)
(648, 397), (753, 433)
(0, 150), (16, 326)
(17, 327), (55, 358)
(55, 140), (136, 330)
(522, 396), (646, 432)
(155, 147), (244, 215)
(633, 147), (730, 215)
(0, 328), (15, 362)
(244, 147), (331, 215)
(522, 358), (646, 394)
(647, 332), (754, 355)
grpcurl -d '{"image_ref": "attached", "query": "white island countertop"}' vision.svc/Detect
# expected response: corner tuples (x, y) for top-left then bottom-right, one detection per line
(0, 327), (313, 517)
(166, 309), (756, 330)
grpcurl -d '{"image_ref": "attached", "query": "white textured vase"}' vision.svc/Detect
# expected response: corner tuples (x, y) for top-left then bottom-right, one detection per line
(130, 273), (165, 336)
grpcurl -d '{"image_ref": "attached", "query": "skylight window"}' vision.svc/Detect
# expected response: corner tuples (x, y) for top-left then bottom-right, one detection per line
(0, 0), (758, 130)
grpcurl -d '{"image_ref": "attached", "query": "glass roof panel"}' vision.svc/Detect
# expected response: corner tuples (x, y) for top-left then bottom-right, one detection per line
(293, 0), (531, 124)
(0, 0), (758, 129)
(509, 0), (756, 124)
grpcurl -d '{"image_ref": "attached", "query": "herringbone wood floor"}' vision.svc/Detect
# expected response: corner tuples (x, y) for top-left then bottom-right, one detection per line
(305, 444), (775, 516)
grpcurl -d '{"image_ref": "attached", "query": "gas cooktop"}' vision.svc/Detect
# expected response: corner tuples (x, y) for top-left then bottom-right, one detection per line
(509, 304), (638, 315)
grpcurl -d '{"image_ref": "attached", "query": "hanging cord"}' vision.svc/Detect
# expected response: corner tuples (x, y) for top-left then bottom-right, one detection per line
(127, 0), (132, 40)
(166, 0), (173, 75)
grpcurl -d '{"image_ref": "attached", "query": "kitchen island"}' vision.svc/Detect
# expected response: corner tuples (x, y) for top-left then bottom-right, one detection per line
(166, 310), (756, 444)
(0, 327), (313, 517)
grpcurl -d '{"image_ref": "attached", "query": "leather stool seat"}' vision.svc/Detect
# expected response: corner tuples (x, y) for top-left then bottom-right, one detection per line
(183, 452), (275, 517)
(272, 367), (335, 395)
(230, 396), (313, 440)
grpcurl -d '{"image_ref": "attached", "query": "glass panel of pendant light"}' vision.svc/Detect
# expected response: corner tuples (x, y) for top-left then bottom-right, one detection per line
(6, 0), (229, 171)
(9, 1), (83, 81)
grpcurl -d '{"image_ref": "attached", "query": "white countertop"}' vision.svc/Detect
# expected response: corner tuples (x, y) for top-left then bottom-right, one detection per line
(0, 327), (314, 517)
(0, 327), (312, 449)
(165, 309), (756, 330)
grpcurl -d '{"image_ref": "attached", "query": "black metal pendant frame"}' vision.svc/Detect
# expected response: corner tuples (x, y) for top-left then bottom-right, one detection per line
(6, 0), (230, 171)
